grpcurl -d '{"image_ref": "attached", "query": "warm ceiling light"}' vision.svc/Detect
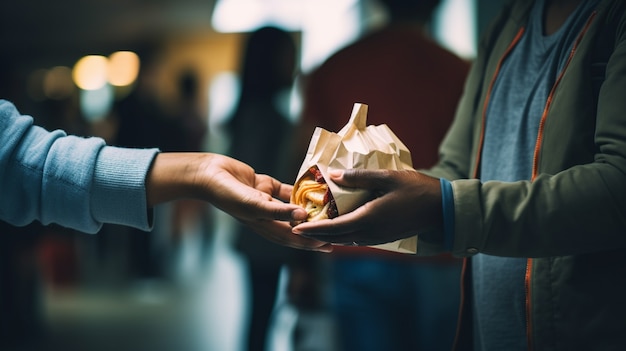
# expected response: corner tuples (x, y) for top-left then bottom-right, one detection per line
(73, 55), (109, 90)
(108, 51), (140, 87)
(211, 0), (304, 32)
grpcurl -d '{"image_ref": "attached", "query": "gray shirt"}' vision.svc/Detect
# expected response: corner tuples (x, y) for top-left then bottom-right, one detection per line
(473, 0), (599, 349)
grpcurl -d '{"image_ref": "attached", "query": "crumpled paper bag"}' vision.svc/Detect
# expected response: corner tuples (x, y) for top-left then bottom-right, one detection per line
(293, 103), (418, 254)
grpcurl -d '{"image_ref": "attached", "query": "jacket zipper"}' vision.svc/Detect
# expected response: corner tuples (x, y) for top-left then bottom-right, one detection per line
(526, 10), (597, 351)
(525, 258), (534, 351)
(531, 10), (598, 179)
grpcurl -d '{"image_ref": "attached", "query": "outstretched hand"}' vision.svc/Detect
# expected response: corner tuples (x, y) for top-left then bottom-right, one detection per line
(146, 153), (332, 252)
(292, 169), (443, 247)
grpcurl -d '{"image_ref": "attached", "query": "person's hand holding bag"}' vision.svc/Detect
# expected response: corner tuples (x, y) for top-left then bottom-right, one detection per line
(292, 168), (444, 252)
(290, 103), (427, 253)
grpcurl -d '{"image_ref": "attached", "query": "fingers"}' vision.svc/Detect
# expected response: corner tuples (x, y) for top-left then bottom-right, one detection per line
(277, 182), (294, 202)
(329, 168), (395, 189)
(253, 174), (294, 203)
(292, 202), (369, 236)
(247, 196), (307, 222)
(291, 194), (397, 246)
(239, 219), (333, 253)
(239, 174), (305, 221)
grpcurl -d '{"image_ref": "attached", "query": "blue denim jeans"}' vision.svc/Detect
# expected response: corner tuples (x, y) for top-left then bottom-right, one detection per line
(329, 256), (462, 351)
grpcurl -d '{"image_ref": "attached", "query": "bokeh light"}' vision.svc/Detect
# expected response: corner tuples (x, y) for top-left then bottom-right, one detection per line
(73, 55), (109, 90)
(43, 66), (75, 100)
(107, 51), (140, 87)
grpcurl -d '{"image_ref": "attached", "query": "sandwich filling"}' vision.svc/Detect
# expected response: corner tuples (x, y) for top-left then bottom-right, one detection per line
(292, 166), (338, 221)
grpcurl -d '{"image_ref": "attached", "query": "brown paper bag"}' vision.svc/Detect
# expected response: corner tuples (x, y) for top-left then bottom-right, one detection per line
(293, 103), (418, 254)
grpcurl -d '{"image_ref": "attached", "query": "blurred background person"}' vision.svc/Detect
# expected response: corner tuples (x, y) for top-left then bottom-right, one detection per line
(224, 25), (301, 351)
(170, 67), (208, 154)
(167, 67), (213, 270)
(289, 0), (470, 350)
(111, 49), (174, 283)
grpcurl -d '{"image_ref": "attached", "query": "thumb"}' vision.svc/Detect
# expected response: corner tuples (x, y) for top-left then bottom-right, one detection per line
(329, 168), (394, 189)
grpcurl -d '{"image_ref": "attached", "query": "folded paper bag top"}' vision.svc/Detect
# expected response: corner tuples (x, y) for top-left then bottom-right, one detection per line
(291, 102), (418, 253)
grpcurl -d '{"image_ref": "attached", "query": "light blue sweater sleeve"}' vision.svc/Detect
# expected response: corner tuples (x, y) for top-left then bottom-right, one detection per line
(0, 99), (159, 233)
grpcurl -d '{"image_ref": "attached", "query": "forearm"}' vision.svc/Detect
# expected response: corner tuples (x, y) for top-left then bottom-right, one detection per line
(451, 163), (626, 258)
(145, 152), (211, 207)
(0, 99), (159, 232)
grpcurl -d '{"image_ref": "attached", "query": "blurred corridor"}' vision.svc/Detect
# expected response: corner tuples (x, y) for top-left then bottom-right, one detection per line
(6, 209), (315, 351)
(6, 210), (249, 351)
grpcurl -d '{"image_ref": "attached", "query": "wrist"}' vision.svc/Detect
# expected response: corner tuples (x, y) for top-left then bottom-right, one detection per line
(146, 152), (206, 206)
(414, 173), (446, 254)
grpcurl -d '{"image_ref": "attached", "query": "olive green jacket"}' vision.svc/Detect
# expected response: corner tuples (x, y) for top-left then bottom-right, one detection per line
(425, 0), (626, 349)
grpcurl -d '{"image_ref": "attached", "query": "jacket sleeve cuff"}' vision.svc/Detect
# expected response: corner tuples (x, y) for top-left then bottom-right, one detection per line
(449, 179), (485, 257)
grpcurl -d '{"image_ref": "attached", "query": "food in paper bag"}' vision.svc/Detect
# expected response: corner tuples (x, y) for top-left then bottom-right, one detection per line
(292, 166), (339, 222)
(291, 102), (412, 221)
(291, 103), (419, 253)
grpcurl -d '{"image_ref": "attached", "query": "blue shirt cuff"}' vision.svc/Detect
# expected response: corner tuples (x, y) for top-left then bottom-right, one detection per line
(440, 178), (455, 251)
